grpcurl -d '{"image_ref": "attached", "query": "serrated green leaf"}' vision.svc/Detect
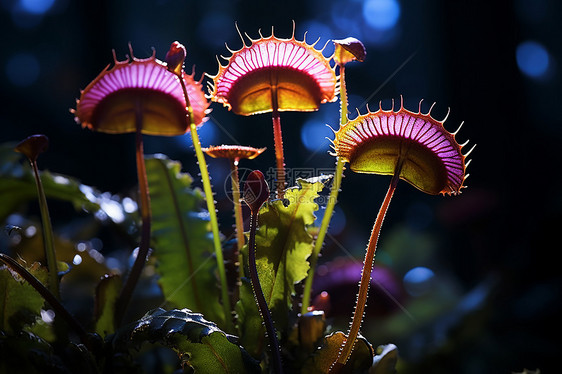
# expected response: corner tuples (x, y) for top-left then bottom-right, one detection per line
(146, 155), (224, 327)
(112, 308), (259, 374)
(0, 262), (47, 334)
(0, 146), (100, 221)
(253, 177), (328, 328)
(235, 177), (328, 358)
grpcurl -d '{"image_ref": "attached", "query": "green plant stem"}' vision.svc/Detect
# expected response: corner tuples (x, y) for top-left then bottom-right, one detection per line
(30, 159), (60, 299)
(339, 64), (348, 124)
(177, 78), (232, 332)
(0, 253), (89, 346)
(301, 157), (344, 314)
(114, 115), (152, 327)
(189, 123), (233, 332)
(301, 62), (349, 314)
(332, 165), (401, 370)
(271, 86), (286, 199)
(229, 158), (245, 279)
(247, 212), (283, 374)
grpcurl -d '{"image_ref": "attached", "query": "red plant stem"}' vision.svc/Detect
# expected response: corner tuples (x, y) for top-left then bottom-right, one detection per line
(229, 158), (245, 278)
(270, 85), (285, 199)
(114, 105), (152, 326)
(247, 212), (283, 374)
(332, 166), (401, 370)
(0, 253), (89, 346)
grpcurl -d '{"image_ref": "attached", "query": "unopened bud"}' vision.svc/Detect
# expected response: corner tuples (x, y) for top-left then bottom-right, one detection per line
(333, 37), (366, 65)
(15, 134), (49, 162)
(165, 41), (186, 75)
(243, 170), (269, 214)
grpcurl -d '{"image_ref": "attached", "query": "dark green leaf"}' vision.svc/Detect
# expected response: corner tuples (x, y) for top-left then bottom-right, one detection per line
(112, 308), (259, 374)
(371, 344), (398, 374)
(94, 274), (121, 337)
(301, 331), (374, 374)
(235, 177), (327, 359)
(146, 155), (224, 326)
(0, 262), (47, 333)
(0, 330), (67, 373)
(0, 145), (100, 221)
(294, 311), (327, 354)
(285, 311), (327, 370)
(234, 278), (265, 359)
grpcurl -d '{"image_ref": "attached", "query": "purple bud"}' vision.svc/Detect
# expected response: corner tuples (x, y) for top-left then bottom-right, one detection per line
(165, 41), (186, 75)
(243, 170), (269, 214)
(333, 37), (367, 64)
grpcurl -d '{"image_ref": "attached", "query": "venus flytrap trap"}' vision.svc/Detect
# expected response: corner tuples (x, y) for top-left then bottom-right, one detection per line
(72, 42), (210, 327)
(210, 25), (338, 199)
(0, 23), (474, 374)
(330, 98), (473, 371)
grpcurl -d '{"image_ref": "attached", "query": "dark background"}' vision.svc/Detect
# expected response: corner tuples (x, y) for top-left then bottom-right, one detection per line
(1, 0), (561, 373)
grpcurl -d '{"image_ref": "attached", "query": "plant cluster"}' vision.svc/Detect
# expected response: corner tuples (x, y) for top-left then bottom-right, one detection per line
(0, 25), (471, 373)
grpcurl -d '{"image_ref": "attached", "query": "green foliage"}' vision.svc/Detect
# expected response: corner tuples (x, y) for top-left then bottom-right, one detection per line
(253, 177), (328, 326)
(372, 344), (399, 374)
(0, 330), (65, 373)
(234, 278), (265, 359)
(94, 274), (121, 337)
(0, 23), (428, 372)
(235, 176), (328, 359)
(146, 155), (224, 326)
(0, 144), (100, 221)
(0, 262), (46, 334)
(301, 331), (374, 373)
(111, 308), (259, 373)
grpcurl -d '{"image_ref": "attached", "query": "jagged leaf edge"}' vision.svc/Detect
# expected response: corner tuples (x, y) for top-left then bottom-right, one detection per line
(146, 154), (224, 327)
(236, 176), (329, 357)
(110, 308), (259, 374)
(255, 177), (328, 320)
(0, 262), (48, 334)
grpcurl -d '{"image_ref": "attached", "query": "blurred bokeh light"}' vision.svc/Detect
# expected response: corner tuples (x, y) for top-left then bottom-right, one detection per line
(516, 40), (551, 79)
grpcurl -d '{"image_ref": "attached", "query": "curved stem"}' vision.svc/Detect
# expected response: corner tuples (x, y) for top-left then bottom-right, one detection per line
(177, 76), (233, 332)
(230, 159), (245, 279)
(30, 160), (59, 299)
(114, 115), (151, 326)
(333, 167), (401, 370)
(301, 157), (345, 314)
(0, 253), (89, 346)
(247, 212), (283, 374)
